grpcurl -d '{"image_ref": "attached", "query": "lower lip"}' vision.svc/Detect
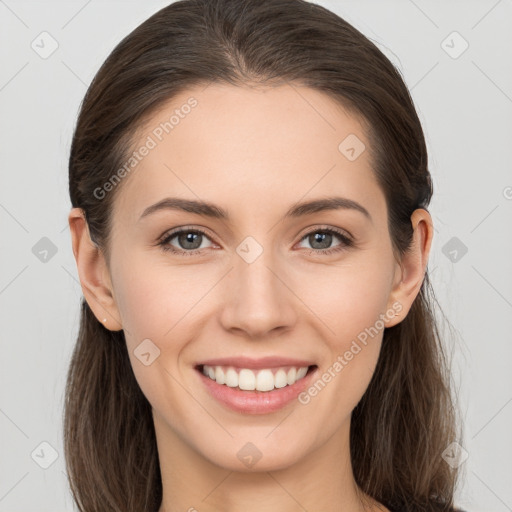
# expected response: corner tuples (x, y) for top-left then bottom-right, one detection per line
(197, 366), (317, 414)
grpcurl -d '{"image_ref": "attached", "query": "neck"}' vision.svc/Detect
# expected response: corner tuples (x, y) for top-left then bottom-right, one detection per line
(154, 412), (385, 512)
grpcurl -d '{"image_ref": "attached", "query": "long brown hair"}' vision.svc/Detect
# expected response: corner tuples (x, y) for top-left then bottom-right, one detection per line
(64, 1), (464, 510)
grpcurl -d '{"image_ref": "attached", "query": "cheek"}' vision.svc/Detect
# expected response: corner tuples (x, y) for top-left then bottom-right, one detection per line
(295, 256), (394, 344)
(111, 254), (209, 344)
(110, 255), (216, 401)
(293, 257), (392, 407)
(110, 256), (204, 420)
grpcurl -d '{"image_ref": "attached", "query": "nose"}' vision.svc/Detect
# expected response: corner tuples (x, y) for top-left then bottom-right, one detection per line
(219, 245), (298, 339)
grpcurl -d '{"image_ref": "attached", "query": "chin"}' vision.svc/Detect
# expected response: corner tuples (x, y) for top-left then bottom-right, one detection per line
(193, 431), (314, 473)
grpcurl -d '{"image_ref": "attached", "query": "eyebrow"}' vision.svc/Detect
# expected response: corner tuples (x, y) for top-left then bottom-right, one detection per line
(139, 196), (372, 222)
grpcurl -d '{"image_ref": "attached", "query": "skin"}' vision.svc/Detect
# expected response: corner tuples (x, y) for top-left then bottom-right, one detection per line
(69, 82), (433, 512)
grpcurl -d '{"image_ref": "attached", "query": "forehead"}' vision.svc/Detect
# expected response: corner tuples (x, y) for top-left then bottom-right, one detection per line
(113, 82), (384, 223)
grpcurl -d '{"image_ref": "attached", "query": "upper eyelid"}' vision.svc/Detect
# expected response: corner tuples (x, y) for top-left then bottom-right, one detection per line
(297, 224), (353, 240)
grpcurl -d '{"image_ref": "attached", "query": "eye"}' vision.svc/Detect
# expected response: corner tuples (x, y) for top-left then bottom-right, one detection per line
(157, 227), (215, 255)
(296, 227), (353, 256)
(157, 225), (354, 257)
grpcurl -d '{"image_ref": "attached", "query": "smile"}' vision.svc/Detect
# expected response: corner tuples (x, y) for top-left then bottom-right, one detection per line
(201, 364), (309, 392)
(195, 361), (318, 414)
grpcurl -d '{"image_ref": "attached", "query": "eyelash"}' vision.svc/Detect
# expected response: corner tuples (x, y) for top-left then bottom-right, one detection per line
(157, 226), (354, 257)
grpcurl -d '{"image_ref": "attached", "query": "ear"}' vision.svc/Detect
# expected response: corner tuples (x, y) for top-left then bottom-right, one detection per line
(385, 208), (434, 328)
(68, 207), (123, 331)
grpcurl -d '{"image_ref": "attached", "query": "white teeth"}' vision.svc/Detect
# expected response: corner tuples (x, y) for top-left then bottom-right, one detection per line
(239, 369), (256, 390)
(287, 367), (297, 385)
(274, 369), (288, 388)
(215, 366), (225, 385)
(255, 369), (274, 392)
(296, 367), (308, 380)
(201, 365), (310, 392)
(225, 368), (238, 387)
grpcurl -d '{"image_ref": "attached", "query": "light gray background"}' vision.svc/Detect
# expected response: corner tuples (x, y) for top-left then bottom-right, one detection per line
(1, 1), (511, 511)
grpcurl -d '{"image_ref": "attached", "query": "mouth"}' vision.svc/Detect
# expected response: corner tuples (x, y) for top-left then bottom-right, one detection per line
(194, 361), (318, 414)
(196, 364), (317, 392)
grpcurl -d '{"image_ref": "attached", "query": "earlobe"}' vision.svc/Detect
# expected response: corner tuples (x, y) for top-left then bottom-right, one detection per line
(385, 208), (433, 328)
(68, 208), (123, 331)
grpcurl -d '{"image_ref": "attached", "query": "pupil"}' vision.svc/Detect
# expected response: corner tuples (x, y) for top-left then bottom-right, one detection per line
(311, 232), (331, 249)
(180, 232), (201, 249)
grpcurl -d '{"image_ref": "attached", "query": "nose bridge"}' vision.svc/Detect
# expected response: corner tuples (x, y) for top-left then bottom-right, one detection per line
(236, 245), (280, 300)
(219, 235), (297, 337)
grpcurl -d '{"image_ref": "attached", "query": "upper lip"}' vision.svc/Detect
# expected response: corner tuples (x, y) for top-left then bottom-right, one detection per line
(196, 356), (315, 369)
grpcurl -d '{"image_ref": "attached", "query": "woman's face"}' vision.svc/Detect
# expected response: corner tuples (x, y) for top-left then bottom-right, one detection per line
(100, 83), (406, 471)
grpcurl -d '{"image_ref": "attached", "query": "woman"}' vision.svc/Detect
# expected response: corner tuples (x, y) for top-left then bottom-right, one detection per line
(64, 0), (465, 511)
